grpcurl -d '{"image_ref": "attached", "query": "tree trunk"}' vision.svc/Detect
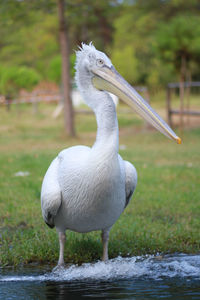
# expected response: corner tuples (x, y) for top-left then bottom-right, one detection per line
(94, 8), (112, 49)
(186, 69), (191, 126)
(81, 9), (88, 43)
(166, 86), (172, 127)
(179, 53), (186, 132)
(57, 0), (75, 137)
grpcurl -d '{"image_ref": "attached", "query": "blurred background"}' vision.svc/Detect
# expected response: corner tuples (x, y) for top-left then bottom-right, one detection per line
(0, 0), (200, 267)
(0, 0), (200, 136)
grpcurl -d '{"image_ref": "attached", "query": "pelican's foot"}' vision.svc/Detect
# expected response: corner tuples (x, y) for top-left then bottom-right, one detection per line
(52, 263), (65, 272)
(102, 255), (109, 262)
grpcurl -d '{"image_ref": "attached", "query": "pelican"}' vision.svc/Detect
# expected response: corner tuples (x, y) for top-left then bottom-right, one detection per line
(41, 43), (181, 267)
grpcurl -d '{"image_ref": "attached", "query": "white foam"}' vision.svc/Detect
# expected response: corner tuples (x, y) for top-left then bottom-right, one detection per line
(1, 254), (200, 282)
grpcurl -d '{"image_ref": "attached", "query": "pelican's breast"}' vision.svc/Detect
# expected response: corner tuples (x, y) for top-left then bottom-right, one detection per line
(54, 146), (126, 232)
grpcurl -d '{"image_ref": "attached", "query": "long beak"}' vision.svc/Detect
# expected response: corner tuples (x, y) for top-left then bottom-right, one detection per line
(92, 66), (181, 144)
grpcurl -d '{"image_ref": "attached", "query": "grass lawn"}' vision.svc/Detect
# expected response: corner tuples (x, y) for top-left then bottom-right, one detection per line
(0, 101), (200, 267)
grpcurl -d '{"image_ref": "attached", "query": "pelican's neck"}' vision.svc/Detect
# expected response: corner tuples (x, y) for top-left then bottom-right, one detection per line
(93, 91), (119, 154)
(80, 87), (119, 154)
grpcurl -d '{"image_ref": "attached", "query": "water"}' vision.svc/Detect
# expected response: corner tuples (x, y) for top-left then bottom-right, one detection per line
(0, 254), (200, 299)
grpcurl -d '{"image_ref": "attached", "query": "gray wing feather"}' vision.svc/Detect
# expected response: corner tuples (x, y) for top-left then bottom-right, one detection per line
(41, 157), (62, 228)
(124, 161), (137, 208)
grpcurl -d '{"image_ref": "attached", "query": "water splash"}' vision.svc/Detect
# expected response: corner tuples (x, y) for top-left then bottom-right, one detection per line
(1, 254), (200, 282)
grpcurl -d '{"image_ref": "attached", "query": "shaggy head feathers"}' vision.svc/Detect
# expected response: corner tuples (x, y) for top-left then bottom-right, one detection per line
(75, 42), (112, 73)
(74, 42), (113, 101)
(75, 42), (96, 68)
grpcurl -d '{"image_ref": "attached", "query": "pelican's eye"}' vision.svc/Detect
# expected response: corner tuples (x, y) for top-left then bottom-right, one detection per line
(96, 59), (104, 67)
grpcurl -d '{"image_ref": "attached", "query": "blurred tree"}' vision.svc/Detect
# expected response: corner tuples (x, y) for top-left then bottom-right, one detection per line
(0, 66), (41, 98)
(57, 0), (74, 137)
(66, 0), (120, 50)
(0, 0), (200, 95)
(112, 6), (157, 85)
(48, 56), (62, 84)
(154, 14), (200, 128)
(0, 0), (120, 80)
(155, 15), (200, 82)
(48, 53), (76, 84)
(111, 46), (139, 83)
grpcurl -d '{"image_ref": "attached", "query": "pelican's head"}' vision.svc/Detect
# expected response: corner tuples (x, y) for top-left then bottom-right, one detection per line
(75, 42), (112, 91)
(75, 42), (181, 144)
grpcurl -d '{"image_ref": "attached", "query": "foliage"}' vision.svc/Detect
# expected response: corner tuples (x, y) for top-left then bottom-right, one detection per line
(0, 0), (120, 87)
(48, 53), (76, 84)
(0, 66), (41, 97)
(0, 0), (200, 92)
(111, 46), (139, 83)
(154, 15), (200, 77)
(66, 0), (120, 50)
(111, 0), (200, 88)
(111, 7), (157, 85)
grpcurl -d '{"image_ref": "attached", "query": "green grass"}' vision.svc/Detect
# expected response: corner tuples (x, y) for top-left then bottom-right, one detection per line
(0, 101), (200, 267)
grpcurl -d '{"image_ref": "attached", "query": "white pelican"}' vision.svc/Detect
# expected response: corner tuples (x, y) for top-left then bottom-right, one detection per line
(41, 43), (181, 267)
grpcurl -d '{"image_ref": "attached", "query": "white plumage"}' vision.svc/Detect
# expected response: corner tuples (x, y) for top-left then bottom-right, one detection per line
(41, 43), (180, 268)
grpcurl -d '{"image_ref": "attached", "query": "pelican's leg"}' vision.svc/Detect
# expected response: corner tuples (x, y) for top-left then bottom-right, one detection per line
(57, 231), (66, 267)
(101, 228), (110, 261)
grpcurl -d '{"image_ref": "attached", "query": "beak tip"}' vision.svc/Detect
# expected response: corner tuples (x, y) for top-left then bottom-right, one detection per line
(176, 137), (182, 144)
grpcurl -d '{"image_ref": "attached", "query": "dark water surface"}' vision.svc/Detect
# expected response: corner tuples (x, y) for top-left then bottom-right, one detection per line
(0, 254), (200, 299)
